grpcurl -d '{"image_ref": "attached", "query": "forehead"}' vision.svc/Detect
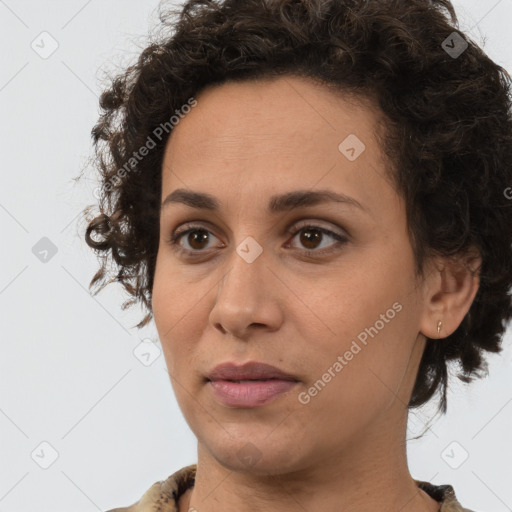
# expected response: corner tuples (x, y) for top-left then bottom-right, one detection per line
(160, 75), (395, 214)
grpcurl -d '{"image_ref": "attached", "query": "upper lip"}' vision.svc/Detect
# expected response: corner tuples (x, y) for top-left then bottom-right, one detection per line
(208, 361), (298, 381)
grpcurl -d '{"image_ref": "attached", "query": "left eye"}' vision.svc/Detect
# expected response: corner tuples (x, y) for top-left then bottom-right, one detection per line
(168, 223), (348, 255)
(286, 224), (348, 253)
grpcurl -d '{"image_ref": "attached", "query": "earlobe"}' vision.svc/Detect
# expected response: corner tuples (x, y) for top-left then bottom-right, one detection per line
(419, 250), (481, 340)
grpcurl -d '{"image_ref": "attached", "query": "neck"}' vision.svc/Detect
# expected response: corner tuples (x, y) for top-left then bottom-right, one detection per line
(183, 407), (439, 512)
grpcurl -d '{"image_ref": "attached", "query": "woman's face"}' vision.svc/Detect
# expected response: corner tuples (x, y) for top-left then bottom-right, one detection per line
(152, 75), (433, 474)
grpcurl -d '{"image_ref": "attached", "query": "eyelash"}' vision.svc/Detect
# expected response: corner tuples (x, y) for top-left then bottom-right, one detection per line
(166, 221), (348, 257)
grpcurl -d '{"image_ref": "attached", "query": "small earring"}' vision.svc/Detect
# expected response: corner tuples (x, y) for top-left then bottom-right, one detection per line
(437, 320), (442, 338)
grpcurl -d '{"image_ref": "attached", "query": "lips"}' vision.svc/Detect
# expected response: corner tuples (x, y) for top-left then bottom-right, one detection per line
(208, 379), (298, 407)
(207, 361), (298, 382)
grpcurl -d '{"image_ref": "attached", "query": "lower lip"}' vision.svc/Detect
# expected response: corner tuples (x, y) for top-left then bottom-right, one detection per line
(208, 379), (298, 407)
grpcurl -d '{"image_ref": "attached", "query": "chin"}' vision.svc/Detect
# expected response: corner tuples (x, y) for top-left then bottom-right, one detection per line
(204, 433), (306, 475)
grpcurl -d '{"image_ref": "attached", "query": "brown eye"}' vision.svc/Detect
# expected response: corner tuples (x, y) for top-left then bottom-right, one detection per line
(167, 222), (348, 257)
(185, 229), (210, 250)
(169, 226), (219, 253)
(288, 224), (348, 254)
(298, 227), (323, 250)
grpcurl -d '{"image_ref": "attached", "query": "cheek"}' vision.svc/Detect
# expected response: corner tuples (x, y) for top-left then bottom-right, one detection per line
(294, 250), (410, 344)
(292, 302), (415, 446)
(294, 245), (418, 396)
(152, 256), (216, 378)
(152, 259), (191, 372)
(152, 253), (202, 332)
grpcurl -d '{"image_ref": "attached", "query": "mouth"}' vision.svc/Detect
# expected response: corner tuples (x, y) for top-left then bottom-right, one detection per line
(208, 378), (294, 383)
(207, 378), (299, 408)
(207, 361), (299, 382)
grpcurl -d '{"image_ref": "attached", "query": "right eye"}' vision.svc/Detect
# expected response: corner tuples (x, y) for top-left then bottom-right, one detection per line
(167, 225), (221, 255)
(167, 221), (349, 258)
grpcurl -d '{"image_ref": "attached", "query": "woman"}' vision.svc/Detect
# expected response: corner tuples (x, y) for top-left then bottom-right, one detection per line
(84, 0), (512, 511)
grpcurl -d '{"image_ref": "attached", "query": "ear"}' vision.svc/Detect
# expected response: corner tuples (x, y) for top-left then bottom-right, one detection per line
(419, 248), (481, 339)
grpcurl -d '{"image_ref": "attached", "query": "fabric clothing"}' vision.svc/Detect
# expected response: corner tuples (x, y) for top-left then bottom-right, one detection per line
(105, 463), (476, 512)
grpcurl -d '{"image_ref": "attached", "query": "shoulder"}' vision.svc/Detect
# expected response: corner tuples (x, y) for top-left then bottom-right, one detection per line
(415, 479), (478, 512)
(104, 464), (197, 512)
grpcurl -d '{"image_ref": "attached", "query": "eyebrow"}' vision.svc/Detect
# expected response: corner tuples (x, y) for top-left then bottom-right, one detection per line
(161, 188), (368, 214)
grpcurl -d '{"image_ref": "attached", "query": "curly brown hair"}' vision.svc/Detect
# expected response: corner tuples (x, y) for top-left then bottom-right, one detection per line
(82, 0), (512, 415)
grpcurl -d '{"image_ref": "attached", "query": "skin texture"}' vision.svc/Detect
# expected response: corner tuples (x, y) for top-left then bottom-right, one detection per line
(151, 75), (480, 512)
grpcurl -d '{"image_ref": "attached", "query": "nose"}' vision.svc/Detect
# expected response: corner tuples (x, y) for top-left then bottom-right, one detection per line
(208, 244), (283, 339)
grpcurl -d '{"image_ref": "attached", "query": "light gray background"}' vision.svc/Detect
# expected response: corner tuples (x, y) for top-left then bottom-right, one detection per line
(1, 1), (511, 511)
